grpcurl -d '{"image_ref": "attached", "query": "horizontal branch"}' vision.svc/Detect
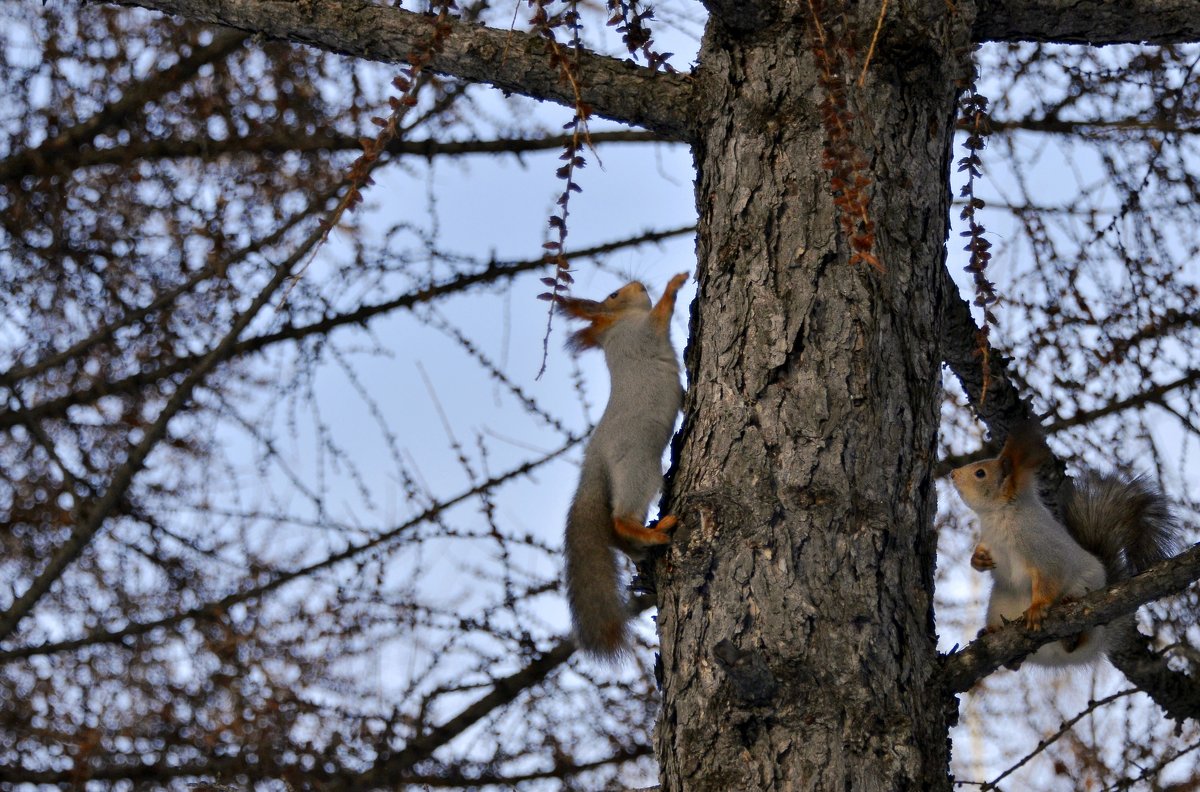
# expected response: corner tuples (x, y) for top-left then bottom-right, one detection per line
(974, 0), (1200, 44)
(0, 755), (250, 786)
(941, 543), (1200, 696)
(0, 226), (695, 431)
(0, 743), (648, 788)
(393, 745), (651, 788)
(17, 130), (669, 178)
(107, 0), (695, 140)
(990, 115), (1200, 136)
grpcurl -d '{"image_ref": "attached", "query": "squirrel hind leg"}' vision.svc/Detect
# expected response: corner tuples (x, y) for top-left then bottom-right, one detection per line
(1025, 567), (1060, 629)
(613, 514), (675, 552)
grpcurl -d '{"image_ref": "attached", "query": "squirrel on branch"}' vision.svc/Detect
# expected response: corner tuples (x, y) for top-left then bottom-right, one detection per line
(951, 422), (1180, 666)
(555, 272), (690, 659)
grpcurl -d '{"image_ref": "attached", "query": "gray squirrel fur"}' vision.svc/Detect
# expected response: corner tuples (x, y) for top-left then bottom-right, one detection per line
(559, 275), (688, 658)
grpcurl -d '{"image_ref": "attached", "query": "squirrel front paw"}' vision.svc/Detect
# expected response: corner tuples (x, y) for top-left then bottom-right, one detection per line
(665, 272), (690, 293)
(970, 545), (996, 571)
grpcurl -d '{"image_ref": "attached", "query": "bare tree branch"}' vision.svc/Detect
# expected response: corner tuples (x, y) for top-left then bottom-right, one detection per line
(990, 116), (1200, 135)
(0, 719), (647, 787)
(105, 0), (696, 139)
(344, 639), (578, 787)
(939, 264), (1039, 433)
(974, 0), (1200, 44)
(0, 220), (326, 642)
(1107, 624), (1200, 724)
(0, 438), (580, 662)
(1046, 370), (1200, 433)
(933, 368), (1200, 475)
(6, 130), (669, 179)
(0, 30), (249, 183)
(0, 225), (695, 432)
(0, 186), (335, 387)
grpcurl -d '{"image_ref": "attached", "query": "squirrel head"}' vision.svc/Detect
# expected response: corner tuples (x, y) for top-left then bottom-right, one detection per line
(556, 281), (652, 350)
(950, 422), (1050, 511)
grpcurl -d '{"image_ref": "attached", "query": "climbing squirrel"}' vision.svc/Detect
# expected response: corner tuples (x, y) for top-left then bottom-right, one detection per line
(951, 422), (1179, 666)
(556, 272), (690, 659)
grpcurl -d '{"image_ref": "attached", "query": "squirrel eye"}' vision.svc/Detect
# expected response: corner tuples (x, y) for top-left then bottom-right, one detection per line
(608, 290), (620, 300)
(974, 469), (986, 479)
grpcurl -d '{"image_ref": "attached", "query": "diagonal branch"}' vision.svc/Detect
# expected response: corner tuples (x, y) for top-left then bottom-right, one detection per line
(939, 264), (1039, 432)
(105, 0), (695, 140)
(0, 220), (325, 643)
(1046, 369), (1200, 433)
(0, 30), (249, 183)
(347, 639), (577, 785)
(941, 544), (1200, 709)
(0, 438), (580, 662)
(974, 0), (1200, 44)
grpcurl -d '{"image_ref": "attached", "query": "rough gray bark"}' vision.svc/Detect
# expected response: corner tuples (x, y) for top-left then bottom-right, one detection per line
(654, 3), (971, 789)
(974, 0), (1200, 43)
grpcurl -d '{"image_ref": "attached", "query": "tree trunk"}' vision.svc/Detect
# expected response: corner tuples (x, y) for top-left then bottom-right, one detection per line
(658, 5), (970, 789)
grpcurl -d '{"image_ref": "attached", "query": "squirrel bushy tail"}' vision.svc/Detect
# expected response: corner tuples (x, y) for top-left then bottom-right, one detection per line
(1063, 472), (1180, 582)
(564, 455), (628, 658)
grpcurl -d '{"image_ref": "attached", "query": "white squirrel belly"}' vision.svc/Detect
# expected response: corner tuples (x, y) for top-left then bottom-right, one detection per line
(981, 527), (1033, 626)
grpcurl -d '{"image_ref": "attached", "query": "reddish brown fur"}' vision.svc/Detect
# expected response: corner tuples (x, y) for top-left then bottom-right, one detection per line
(556, 282), (658, 350)
(970, 545), (995, 571)
(1025, 566), (1060, 628)
(612, 514), (675, 546)
(649, 272), (689, 333)
(997, 422), (1051, 501)
(568, 314), (617, 350)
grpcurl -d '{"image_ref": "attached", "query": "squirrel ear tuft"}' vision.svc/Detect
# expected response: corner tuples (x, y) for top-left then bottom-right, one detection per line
(997, 419), (1050, 497)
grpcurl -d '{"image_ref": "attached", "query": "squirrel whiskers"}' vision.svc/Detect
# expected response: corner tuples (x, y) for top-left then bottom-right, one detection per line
(557, 273), (689, 659)
(951, 423), (1180, 667)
